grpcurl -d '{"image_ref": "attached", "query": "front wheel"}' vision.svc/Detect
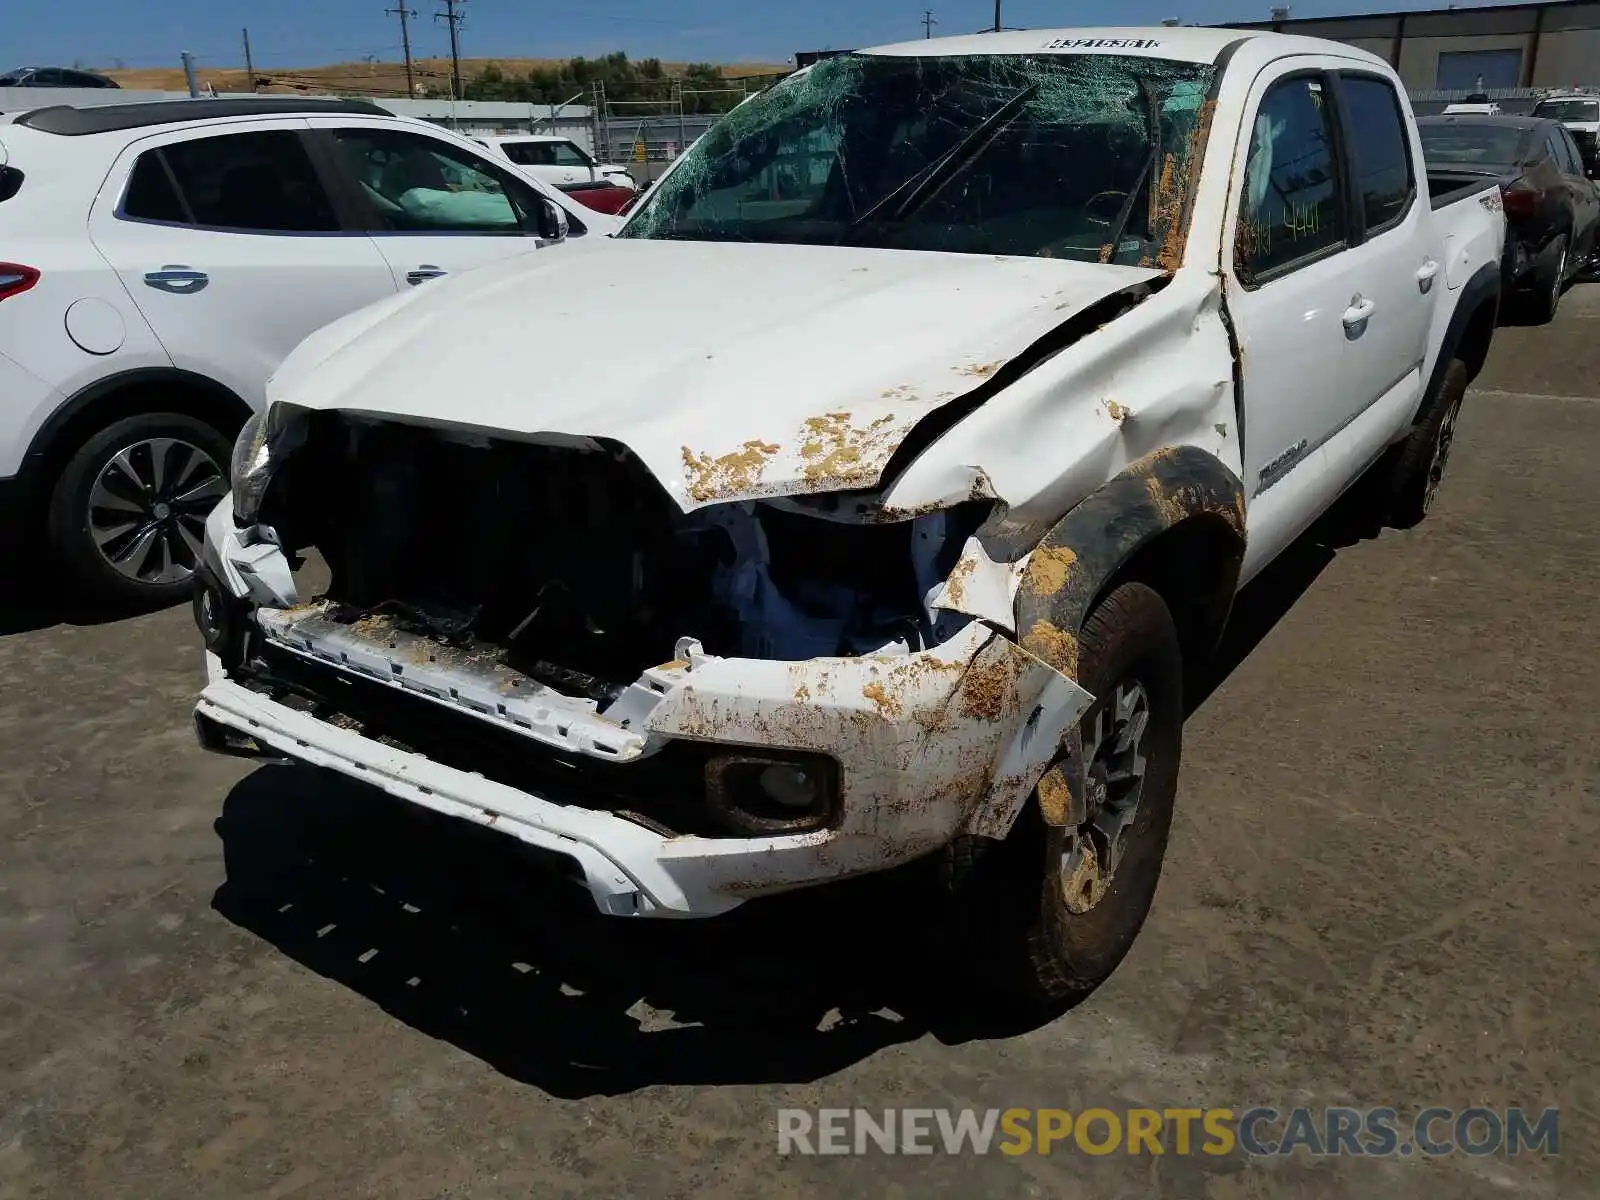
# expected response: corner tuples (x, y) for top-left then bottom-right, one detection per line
(941, 581), (1184, 1014)
(46, 412), (232, 610)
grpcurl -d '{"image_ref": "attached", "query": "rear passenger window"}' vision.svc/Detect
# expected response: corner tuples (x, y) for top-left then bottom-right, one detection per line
(123, 153), (187, 223)
(122, 131), (338, 233)
(1340, 75), (1414, 233)
(1236, 77), (1345, 283)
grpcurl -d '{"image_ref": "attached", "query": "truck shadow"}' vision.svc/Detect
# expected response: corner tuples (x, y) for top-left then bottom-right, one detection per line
(212, 766), (938, 1097)
(210, 500), (1368, 1096)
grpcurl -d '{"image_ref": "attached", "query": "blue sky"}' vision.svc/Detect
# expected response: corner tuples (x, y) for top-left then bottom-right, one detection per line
(11, 0), (1526, 71)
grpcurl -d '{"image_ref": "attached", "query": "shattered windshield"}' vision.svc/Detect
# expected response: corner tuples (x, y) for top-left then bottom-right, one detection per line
(618, 53), (1216, 267)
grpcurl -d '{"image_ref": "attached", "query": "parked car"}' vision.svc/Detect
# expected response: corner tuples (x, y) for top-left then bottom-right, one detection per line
(1443, 93), (1500, 116)
(193, 28), (1503, 1013)
(0, 66), (120, 88)
(0, 97), (617, 607)
(1419, 114), (1599, 320)
(561, 181), (640, 215)
(1533, 91), (1600, 175)
(473, 133), (637, 192)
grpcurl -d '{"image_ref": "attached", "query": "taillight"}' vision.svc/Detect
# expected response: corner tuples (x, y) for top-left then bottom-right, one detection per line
(1500, 184), (1537, 218)
(0, 263), (39, 301)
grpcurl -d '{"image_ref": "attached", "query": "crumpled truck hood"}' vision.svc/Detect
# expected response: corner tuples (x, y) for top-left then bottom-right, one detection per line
(267, 238), (1160, 509)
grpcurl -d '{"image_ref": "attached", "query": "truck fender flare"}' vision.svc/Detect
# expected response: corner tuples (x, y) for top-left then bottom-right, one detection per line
(1420, 261), (1500, 417)
(1012, 445), (1245, 829)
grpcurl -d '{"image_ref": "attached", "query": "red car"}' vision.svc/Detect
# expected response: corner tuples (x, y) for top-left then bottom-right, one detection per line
(563, 182), (639, 216)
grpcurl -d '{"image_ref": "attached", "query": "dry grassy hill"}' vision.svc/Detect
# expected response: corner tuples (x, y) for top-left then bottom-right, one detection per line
(107, 56), (788, 98)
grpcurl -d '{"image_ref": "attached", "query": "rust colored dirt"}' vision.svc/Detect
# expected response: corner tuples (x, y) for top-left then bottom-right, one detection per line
(681, 439), (782, 502)
(1026, 546), (1079, 598)
(1025, 619), (1080, 679)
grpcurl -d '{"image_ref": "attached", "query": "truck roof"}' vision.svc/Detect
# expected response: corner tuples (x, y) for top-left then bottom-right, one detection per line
(857, 25), (1370, 67)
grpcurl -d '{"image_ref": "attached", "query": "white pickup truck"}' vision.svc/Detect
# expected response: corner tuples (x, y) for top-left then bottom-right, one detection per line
(192, 28), (1505, 1012)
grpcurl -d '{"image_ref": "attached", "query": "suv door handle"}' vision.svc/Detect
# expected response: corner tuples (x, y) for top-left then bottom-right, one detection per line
(406, 265), (447, 286)
(1342, 295), (1377, 334)
(1416, 259), (1440, 292)
(143, 266), (208, 294)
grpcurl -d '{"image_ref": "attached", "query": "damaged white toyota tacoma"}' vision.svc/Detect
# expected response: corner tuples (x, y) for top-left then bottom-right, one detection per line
(191, 28), (1505, 1008)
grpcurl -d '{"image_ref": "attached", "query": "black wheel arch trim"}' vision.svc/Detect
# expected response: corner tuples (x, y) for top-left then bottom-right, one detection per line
(21, 367), (252, 483)
(1015, 445), (1246, 829)
(1421, 261), (1501, 416)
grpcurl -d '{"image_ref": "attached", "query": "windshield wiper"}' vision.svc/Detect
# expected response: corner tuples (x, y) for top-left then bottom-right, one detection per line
(846, 81), (1041, 234)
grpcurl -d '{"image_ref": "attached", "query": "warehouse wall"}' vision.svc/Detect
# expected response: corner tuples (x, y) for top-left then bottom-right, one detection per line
(1225, 0), (1600, 90)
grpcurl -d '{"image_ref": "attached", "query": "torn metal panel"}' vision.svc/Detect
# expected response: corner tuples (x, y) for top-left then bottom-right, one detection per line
(880, 270), (1243, 538)
(643, 623), (1092, 853)
(924, 533), (1021, 632)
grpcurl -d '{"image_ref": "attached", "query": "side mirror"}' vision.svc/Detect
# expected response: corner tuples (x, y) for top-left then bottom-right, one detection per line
(537, 196), (569, 242)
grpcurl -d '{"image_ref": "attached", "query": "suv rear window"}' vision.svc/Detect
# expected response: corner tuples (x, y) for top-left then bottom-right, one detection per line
(121, 130), (339, 232)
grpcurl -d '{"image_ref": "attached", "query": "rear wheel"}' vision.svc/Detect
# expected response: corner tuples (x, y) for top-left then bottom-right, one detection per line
(46, 412), (232, 610)
(941, 582), (1184, 1014)
(1529, 234), (1568, 324)
(1386, 358), (1468, 530)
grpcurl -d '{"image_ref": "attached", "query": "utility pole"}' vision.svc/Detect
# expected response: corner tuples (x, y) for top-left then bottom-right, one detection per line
(922, 8), (937, 37)
(382, 2), (416, 95)
(435, 0), (465, 100)
(241, 28), (255, 91)
(181, 51), (199, 97)
(993, 0), (1002, 31)
(386, 2), (417, 95)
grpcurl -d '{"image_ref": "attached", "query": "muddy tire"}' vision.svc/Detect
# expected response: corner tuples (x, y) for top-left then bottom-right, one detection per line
(941, 582), (1184, 1015)
(1386, 358), (1468, 530)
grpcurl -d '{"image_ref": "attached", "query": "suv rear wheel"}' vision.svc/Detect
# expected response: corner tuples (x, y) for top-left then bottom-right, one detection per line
(47, 412), (231, 609)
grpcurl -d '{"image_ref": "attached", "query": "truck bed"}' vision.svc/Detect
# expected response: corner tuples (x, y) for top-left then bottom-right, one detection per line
(1428, 169), (1502, 211)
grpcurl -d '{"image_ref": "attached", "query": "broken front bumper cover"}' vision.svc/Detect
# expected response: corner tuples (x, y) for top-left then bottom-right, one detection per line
(195, 512), (1093, 918)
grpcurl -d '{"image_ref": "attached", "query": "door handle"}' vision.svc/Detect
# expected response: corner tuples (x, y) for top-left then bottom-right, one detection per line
(1342, 294), (1377, 335)
(1415, 259), (1440, 292)
(143, 265), (208, 294)
(405, 265), (447, 286)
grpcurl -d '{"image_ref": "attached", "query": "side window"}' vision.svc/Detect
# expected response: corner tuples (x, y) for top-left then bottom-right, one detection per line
(550, 141), (591, 167)
(122, 152), (188, 223)
(331, 128), (539, 234)
(1550, 130), (1580, 176)
(1236, 77), (1346, 283)
(125, 131), (340, 232)
(1340, 75), (1414, 233)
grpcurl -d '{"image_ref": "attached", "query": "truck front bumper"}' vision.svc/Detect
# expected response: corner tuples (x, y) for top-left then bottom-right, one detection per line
(197, 612), (1091, 919)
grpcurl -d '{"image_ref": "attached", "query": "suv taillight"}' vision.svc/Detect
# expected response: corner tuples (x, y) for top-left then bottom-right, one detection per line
(0, 264), (38, 301)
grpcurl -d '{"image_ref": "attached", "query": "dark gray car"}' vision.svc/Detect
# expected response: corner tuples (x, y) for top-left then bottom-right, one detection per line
(0, 66), (121, 88)
(1419, 114), (1599, 322)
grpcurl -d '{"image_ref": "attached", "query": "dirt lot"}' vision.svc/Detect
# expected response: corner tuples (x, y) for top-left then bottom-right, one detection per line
(2, 284), (1598, 1199)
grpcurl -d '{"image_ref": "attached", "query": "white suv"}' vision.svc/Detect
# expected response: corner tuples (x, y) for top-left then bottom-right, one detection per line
(473, 134), (638, 192)
(0, 97), (616, 607)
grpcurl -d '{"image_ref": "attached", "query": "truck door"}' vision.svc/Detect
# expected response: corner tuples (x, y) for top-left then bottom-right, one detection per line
(1322, 70), (1434, 479)
(1224, 67), (1365, 579)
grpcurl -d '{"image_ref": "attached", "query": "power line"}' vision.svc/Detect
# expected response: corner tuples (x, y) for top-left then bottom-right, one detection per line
(434, 0), (465, 99)
(385, 2), (418, 95)
(922, 9), (938, 38)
